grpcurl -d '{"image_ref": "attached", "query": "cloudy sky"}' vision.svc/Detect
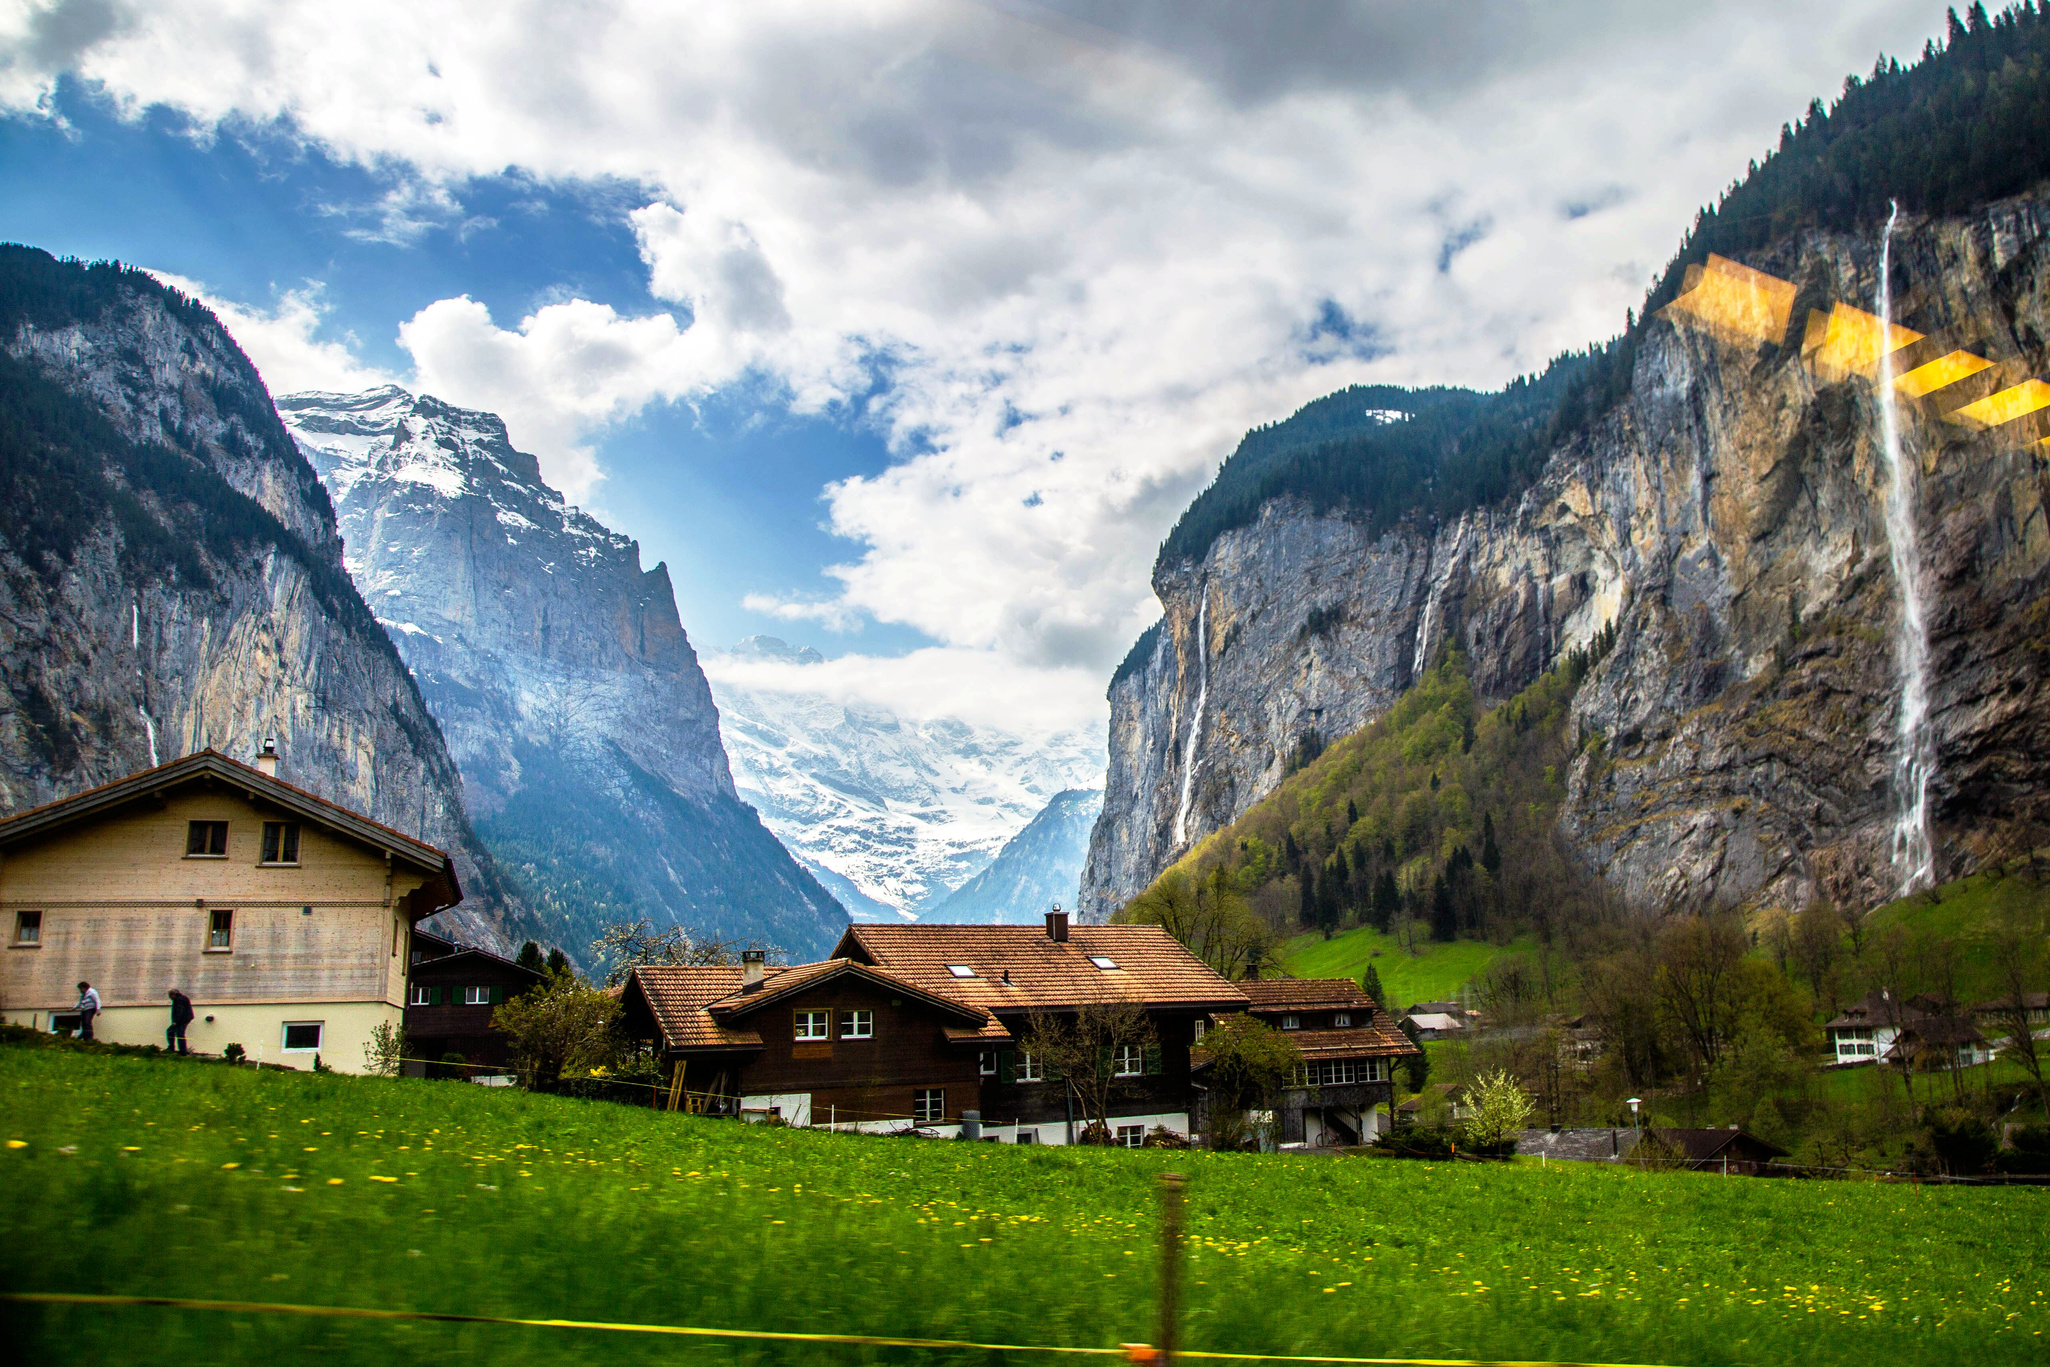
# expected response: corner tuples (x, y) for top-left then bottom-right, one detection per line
(0, 0), (1950, 742)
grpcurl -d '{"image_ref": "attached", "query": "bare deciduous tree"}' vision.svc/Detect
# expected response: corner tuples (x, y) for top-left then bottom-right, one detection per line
(1023, 999), (1158, 1142)
(1655, 913), (1747, 1075)
(593, 920), (779, 988)
(1117, 868), (1278, 980)
(1989, 913), (2050, 1115)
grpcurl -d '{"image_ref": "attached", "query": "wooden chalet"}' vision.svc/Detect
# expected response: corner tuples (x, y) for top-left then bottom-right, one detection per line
(1234, 977), (1417, 1146)
(403, 938), (546, 1076)
(0, 747), (461, 1072)
(620, 910), (1249, 1143)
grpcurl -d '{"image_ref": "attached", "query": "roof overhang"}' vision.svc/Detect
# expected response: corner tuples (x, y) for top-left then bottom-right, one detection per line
(0, 749), (461, 914)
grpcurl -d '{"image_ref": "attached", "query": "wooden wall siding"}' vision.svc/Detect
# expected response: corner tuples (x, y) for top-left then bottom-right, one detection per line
(977, 1012), (1201, 1126)
(1, 787), (420, 1011)
(727, 978), (982, 1124)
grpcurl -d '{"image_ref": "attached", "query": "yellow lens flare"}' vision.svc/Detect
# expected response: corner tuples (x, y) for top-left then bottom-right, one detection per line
(1662, 254), (1796, 345)
(1892, 349), (1993, 398)
(1801, 302), (1923, 381)
(1946, 377), (2050, 429)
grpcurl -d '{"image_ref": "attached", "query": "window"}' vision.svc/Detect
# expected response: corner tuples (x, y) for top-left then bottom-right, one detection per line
(281, 1021), (323, 1052)
(945, 964), (976, 978)
(794, 1010), (829, 1040)
(463, 986), (493, 1006)
(839, 1009), (873, 1039)
(1015, 1130), (1037, 1145)
(1192, 1018), (1207, 1042)
(1364, 1058), (1388, 1083)
(261, 821), (301, 865)
(13, 911), (40, 946)
(1281, 1014), (1300, 1030)
(1116, 1125), (1145, 1148)
(1017, 1051), (1044, 1082)
(1113, 1043), (1144, 1077)
(408, 984), (431, 1007)
(1333, 1012), (1353, 1027)
(980, 1051), (997, 1076)
(185, 820), (228, 857)
(913, 1089), (945, 1124)
(207, 908), (234, 951)
(1088, 955), (1118, 970)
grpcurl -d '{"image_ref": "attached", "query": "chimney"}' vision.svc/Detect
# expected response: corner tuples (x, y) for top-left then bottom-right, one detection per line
(255, 737), (279, 778)
(1044, 906), (1069, 943)
(741, 948), (765, 992)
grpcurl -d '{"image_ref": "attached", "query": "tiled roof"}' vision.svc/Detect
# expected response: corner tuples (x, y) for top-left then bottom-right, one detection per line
(1239, 978), (1379, 1012)
(836, 923), (1249, 1014)
(1283, 1023), (1418, 1061)
(1824, 990), (1953, 1031)
(1651, 1128), (1789, 1161)
(629, 957), (997, 1052)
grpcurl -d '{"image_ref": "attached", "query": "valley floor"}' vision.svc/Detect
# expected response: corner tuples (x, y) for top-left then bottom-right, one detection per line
(2, 1042), (2044, 1366)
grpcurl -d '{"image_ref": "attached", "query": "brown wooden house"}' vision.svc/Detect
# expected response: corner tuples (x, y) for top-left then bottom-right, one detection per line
(402, 941), (546, 1076)
(1234, 978), (1417, 1146)
(620, 910), (1248, 1143)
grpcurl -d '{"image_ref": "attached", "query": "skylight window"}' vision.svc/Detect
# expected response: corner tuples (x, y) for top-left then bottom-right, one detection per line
(1089, 956), (1118, 970)
(946, 964), (976, 978)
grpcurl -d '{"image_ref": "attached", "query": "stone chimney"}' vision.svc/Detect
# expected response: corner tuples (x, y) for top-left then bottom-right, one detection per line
(255, 737), (280, 778)
(741, 948), (765, 992)
(1044, 906), (1069, 943)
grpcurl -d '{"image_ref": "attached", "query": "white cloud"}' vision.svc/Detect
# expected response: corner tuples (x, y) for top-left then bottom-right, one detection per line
(25, 0), (1953, 734)
(739, 593), (867, 634)
(703, 643), (1107, 738)
(148, 273), (398, 396)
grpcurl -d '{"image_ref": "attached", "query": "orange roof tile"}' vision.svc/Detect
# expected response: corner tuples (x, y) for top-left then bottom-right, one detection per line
(628, 957), (996, 1052)
(1284, 1025), (1418, 1061)
(1239, 978), (1383, 1012)
(836, 923), (1248, 1014)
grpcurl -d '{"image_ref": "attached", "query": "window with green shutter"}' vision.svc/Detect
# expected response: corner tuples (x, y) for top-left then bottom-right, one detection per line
(997, 1049), (1016, 1084)
(1143, 1044), (1163, 1076)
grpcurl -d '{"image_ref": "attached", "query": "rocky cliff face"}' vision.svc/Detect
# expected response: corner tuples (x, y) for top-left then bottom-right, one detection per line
(279, 390), (848, 959)
(0, 249), (538, 949)
(706, 636), (1106, 919)
(1083, 193), (2050, 920)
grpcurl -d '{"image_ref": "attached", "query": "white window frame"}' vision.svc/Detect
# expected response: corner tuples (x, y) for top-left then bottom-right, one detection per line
(1017, 1051), (1044, 1082)
(1116, 1124), (1145, 1148)
(1365, 1058), (1389, 1083)
(1192, 1018), (1206, 1042)
(1281, 1014), (1300, 1030)
(913, 1088), (945, 1125)
(945, 964), (976, 978)
(206, 908), (235, 952)
(794, 1010), (830, 1040)
(280, 1020), (324, 1053)
(840, 1009), (873, 1039)
(1089, 956), (1119, 970)
(463, 986), (491, 1006)
(13, 910), (41, 946)
(1333, 1012), (1352, 1027)
(979, 1051), (997, 1076)
(1113, 1043), (1144, 1077)
(407, 984), (431, 1007)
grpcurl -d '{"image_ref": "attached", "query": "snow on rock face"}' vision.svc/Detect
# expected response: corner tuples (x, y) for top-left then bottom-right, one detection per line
(707, 636), (1106, 919)
(279, 391), (848, 959)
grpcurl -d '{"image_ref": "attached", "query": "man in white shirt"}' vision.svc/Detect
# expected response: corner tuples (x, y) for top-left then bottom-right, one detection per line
(75, 981), (101, 1040)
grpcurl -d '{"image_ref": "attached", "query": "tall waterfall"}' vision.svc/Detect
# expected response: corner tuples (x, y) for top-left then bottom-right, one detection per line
(1412, 515), (1468, 679)
(1171, 589), (1209, 848)
(1875, 201), (1937, 892)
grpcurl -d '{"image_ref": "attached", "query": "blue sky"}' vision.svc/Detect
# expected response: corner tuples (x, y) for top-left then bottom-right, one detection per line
(0, 1), (1949, 736)
(0, 82), (928, 657)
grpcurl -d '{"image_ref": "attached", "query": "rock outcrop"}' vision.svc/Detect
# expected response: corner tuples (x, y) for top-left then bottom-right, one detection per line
(279, 390), (848, 960)
(0, 248), (540, 949)
(929, 788), (1103, 924)
(1082, 194), (2050, 920)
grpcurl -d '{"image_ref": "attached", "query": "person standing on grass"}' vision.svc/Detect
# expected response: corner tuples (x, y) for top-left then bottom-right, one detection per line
(166, 988), (194, 1054)
(75, 981), (100, 1040)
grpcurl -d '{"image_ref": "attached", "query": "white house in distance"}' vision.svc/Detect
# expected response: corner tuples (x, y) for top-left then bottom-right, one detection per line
(0, 747), (461, 1072)
(1824, 990), (1956, 1067)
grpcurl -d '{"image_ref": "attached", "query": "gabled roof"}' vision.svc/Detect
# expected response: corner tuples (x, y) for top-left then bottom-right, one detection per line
(1824, 990), (1953, 1031)
(0, 749), (460, 913)
(407, 945), (546, 984)
(627, 957), (997, 1053)
(1650, 1128), (1789, 1161)
(1239, 978), (1379, 1012)
(1285, 1025), (1419, 1061)
(1405, 1013), (1464, 1032)
(834, 923), (1248, 1013)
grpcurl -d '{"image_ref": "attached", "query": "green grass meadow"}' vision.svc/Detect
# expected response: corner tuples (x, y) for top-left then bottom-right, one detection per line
(1281, 925), (1527, 1007)
(3, 1045), (2046, 1366)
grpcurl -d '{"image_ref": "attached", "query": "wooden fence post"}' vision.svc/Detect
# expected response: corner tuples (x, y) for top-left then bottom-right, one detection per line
(1159, 1172), (1186, 1365)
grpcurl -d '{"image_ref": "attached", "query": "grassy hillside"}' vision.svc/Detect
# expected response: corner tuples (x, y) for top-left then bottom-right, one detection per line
(3, 1042), (2046, 1366)
(1144, 653), (1602, 948)
(1281, 925), (1533, 1009)
(1858, 864), (2050, 1003)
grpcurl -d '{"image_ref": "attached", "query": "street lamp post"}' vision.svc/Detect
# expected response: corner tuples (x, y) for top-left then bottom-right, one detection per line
(1626, 1097), (1641, 1131)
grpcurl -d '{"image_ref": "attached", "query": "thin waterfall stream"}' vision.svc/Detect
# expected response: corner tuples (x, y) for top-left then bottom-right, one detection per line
(1171, 589), (1209, 848)
(1875, 201), (1937, 892)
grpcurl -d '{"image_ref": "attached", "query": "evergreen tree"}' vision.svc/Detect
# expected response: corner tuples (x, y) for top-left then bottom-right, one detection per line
(1481, 813), (1501, 876)
(545, 947), (571, 977)
(1360, 962), (1386, 1010)
(515, 940), (545, 973)
(1373, 870), (1401, 927)
(1430, 874), (1456, 942)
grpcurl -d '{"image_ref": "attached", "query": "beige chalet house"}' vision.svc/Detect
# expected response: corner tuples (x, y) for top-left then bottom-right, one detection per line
(0, 749), (461, 1072)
